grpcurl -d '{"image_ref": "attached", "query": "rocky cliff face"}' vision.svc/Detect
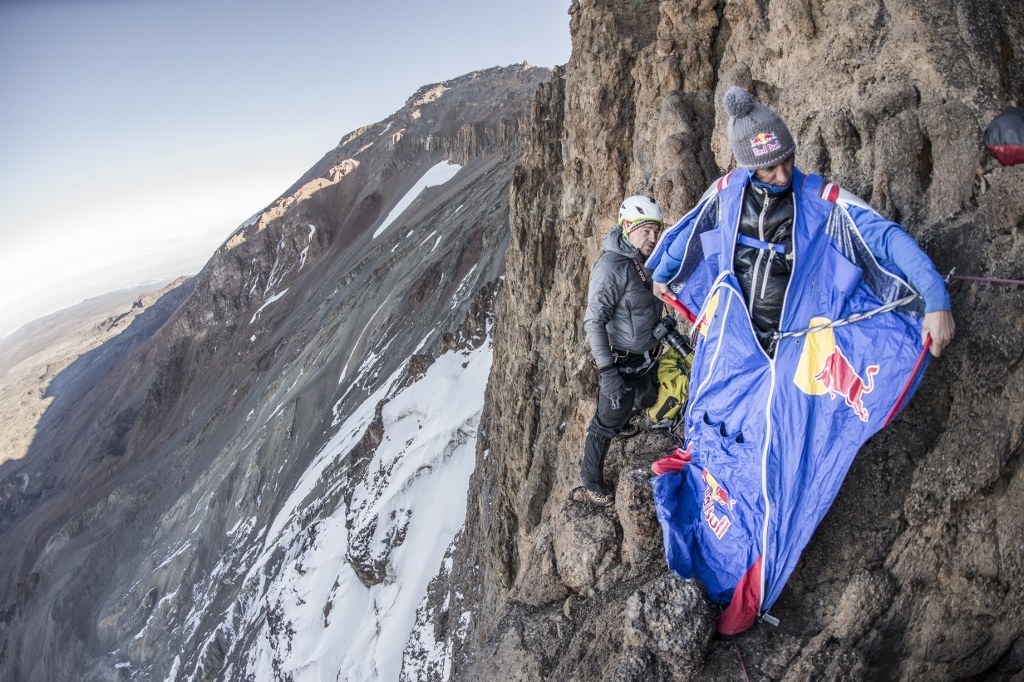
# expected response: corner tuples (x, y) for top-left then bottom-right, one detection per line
(0, 63), (550, 680)
(439, 1), (1024, 680)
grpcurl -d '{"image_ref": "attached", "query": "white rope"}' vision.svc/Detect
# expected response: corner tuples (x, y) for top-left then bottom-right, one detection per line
(772, 293), (920, 341)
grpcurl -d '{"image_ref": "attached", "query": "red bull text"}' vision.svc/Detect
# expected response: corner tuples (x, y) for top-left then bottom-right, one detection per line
(750, 131), (781, 157)
(702, 468), (734, 539)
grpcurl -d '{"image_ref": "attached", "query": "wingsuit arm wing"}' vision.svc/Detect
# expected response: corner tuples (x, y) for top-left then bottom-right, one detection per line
(647, 184), (721, 285)
(841, 202), (951, 313)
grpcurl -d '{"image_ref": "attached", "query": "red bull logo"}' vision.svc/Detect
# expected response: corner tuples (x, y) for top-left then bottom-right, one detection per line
(814, 348), (879, 422)
(794, 317), (880, 422)
(750, 131), (781, 157)
(695, 291), (720, 338)
(701, 468), (734, 539)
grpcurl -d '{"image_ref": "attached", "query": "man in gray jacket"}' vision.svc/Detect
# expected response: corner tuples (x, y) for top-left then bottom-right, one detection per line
(580, 195), (666, 506)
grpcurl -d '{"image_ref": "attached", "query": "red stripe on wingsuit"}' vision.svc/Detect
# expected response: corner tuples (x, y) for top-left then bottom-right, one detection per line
(651, 444), (693, 475)
(717, 172), (733, 192)
(821, 183), (841, 202)
(717, 556), (763, 635)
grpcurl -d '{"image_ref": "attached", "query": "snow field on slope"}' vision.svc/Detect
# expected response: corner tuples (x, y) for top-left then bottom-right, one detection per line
(372, 161), (462, 239)
(246, 339), (491, 681)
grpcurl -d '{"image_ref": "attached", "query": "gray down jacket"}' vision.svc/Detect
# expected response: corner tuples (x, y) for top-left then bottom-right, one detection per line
(584, 227), (663, 370)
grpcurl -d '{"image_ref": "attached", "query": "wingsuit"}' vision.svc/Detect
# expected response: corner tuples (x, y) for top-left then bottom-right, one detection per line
(645, 87), (952, 634)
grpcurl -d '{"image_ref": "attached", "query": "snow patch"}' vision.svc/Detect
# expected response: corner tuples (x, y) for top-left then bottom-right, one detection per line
(339, 300), (391, 383)
(373, 161), (462, 239)
(299, 224), (317, 270)
(449, 265), (479, 310)
(155, 542), (192, 571)
(219, 341), (492, 682)
(250, 289), (289, 325)
(287, 369), (305, 393)
(165, 656), (182, 682)
(264, 238), (291, 295)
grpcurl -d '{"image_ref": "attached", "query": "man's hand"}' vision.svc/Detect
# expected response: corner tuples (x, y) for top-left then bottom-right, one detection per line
(653, 281), (675, 301)
(599, 366), (626, 410)
(922, 310), (955, 357)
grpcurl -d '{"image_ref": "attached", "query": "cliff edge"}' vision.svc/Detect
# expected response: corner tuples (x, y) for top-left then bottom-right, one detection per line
(441, 1), (1023, 679)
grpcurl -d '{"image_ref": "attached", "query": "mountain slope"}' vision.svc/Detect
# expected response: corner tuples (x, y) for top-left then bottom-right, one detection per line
(0, 63), (550, 681)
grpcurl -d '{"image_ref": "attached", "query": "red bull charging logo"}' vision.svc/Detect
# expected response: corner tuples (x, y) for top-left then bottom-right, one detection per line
(750, 131), (781, 157)
(701, 468), (734, 539)
(794, 317), (880, 422)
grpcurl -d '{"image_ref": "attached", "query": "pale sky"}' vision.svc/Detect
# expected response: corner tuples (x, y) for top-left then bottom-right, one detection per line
(0, 0), (571, 338)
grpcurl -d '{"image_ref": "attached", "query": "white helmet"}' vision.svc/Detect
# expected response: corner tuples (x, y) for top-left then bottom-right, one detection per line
(618, 195), (663, 226)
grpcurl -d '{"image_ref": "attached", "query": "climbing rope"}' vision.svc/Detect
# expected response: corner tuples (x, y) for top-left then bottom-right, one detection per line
(732, 638), (751, 682)
(946, 268), (1024, 287)
(771, 293), (920, 342)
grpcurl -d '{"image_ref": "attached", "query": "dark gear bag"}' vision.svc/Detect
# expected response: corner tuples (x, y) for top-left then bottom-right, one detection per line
(985, 106), (1024, 166)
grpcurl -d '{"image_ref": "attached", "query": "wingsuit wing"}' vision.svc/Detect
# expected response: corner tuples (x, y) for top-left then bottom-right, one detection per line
(650, 171), (930, 634)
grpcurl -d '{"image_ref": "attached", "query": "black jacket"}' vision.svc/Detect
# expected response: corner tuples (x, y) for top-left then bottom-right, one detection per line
(733, 182), (794, 351)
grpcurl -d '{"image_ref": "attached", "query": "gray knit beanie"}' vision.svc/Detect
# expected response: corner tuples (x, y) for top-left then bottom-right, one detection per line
(723, 86), (796, 169)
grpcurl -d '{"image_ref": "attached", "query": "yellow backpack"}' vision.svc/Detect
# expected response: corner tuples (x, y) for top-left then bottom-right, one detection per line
(646, 347), (693, 428)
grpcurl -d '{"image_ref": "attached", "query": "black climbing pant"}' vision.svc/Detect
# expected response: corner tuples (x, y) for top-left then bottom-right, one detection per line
(580, 353), (658, 494)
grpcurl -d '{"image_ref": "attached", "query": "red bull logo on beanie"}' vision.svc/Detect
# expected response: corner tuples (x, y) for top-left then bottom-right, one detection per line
(701, 468), (734, 539)
(750, 131), (781, 157)
(794, 317), (880, 422)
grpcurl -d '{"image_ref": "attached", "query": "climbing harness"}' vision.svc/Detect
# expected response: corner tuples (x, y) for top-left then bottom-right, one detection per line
(610, 345), (661, 376)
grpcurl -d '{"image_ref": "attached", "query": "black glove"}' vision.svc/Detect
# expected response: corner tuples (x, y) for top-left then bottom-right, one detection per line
(599, 366), (626, 410)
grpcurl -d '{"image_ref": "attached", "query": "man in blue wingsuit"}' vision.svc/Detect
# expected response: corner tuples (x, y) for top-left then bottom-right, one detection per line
(646, 86), (955, 634)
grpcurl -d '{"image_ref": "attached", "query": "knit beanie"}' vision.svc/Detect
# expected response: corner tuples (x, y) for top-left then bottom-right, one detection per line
(723, 86), (796, 169)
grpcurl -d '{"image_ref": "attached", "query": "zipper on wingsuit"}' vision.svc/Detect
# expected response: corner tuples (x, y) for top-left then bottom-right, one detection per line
(732, 183), (801, 621)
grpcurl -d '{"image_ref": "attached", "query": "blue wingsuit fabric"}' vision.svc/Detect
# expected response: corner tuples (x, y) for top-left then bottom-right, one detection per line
(646, 168), (935, 633)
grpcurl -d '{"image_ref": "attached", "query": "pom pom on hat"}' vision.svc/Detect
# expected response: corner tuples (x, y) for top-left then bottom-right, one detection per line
(723, 86), (755, 118)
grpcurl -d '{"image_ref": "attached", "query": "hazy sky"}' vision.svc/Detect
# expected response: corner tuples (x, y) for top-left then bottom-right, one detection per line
(0, 0), (571, 337)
